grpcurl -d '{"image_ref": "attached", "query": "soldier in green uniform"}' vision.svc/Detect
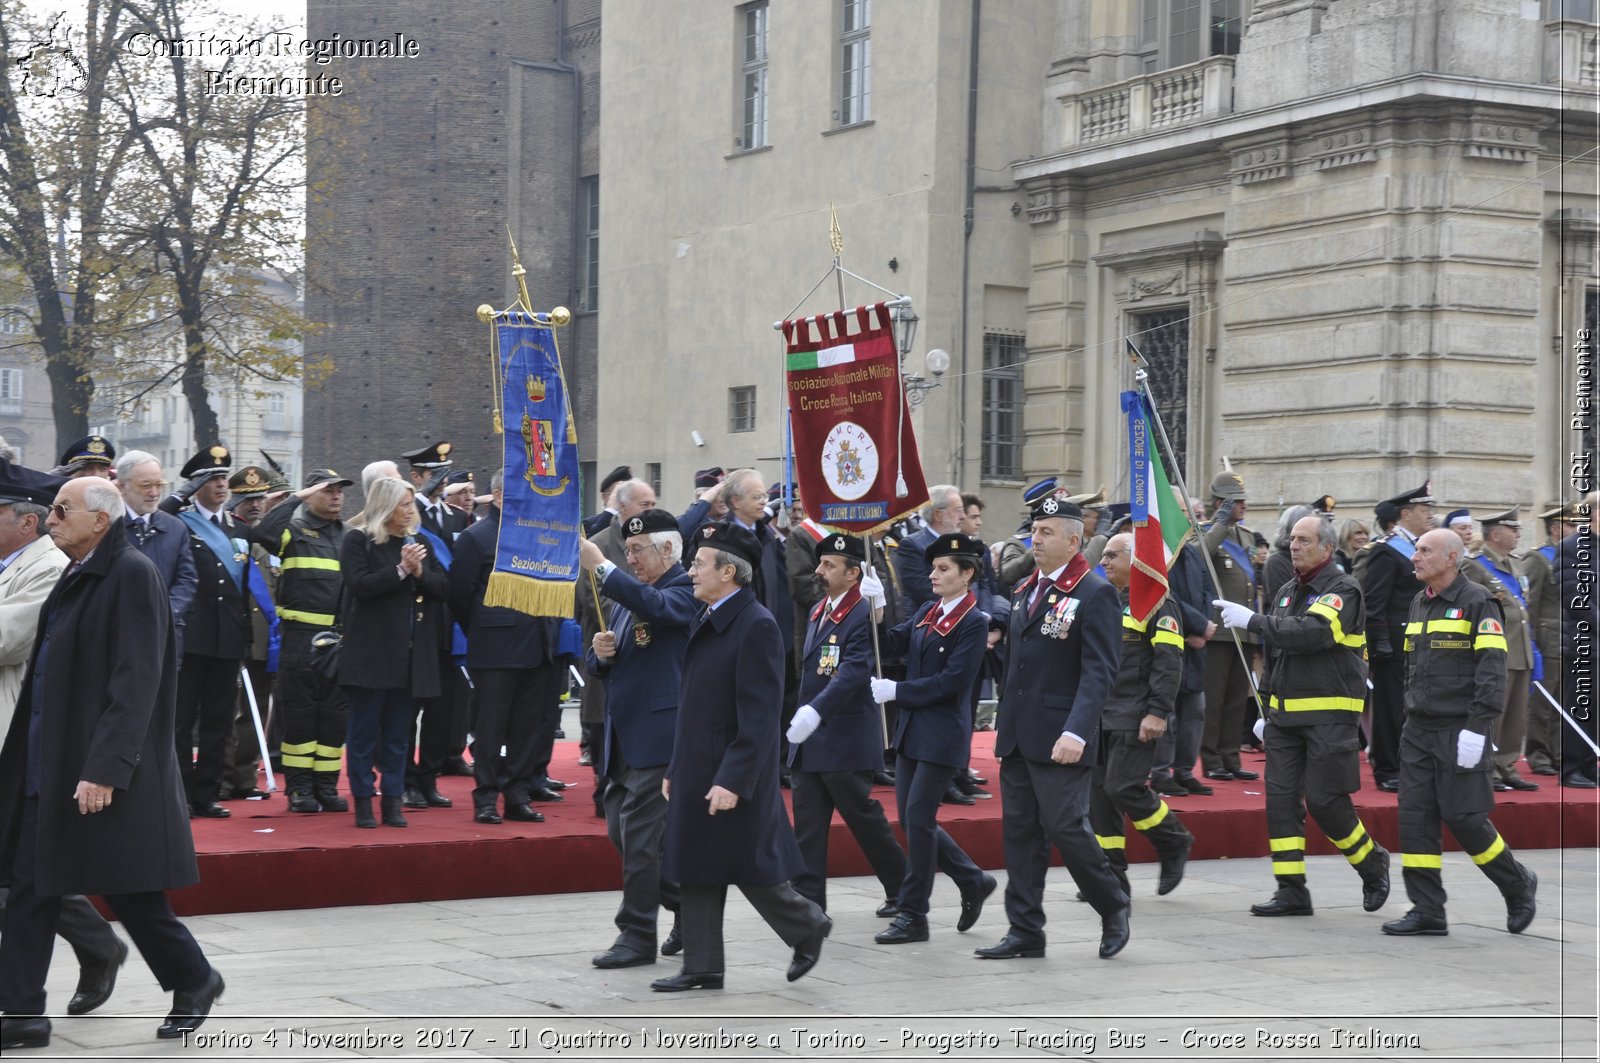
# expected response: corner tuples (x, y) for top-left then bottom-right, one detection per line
(1521, 503), (1581, 776)
(1199, 472), (1261, 782)
(1461, 507), (1540, 792)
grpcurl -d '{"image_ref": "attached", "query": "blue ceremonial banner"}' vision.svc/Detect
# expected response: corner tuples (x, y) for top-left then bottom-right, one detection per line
(1122, 390), (1151, 524)
(485, 312), (580, 617)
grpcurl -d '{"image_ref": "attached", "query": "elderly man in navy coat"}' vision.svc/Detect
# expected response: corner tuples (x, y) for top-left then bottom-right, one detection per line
(448, 471), (564, 824)
(978, 491), (1131, 962)
(785, 533), (906, 916)
(653, 522), (831, 992)
(578, 508), (696, 970)
(115, 450), (197, 656)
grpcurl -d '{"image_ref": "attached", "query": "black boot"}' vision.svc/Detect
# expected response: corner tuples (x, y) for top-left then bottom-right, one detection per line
(286, 770), (319, 814)
(380, 795), (408, 828)
(314, 772), (348, 812)
(353, 796), (376, 829)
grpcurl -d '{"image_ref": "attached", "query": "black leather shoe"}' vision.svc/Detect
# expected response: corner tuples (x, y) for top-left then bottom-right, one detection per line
(1530, 764), (1560, 776)
(401, 787), (429, 810)
(1361, 848), (1391, 912)
(1506, 869), (1537, 934)
(650, 971), (723, 992)
(0, 1016), (50, 1050)
(156, 967), (224, 1039)
(943, 784), (976, 806)
(1381, 909), (1448, 936)
(1492, 780), (1512, 792)
(786, 915), (832, 982)
(504, 803), (545, 823)
(968, 771), (988, 785)
(225, 788), (270, 801)
(191, 801), (230, 819)
(592, 944), (655, 969)
(974, 934), (1044, 959)
(872, 769), (896, 787)
(1228, 768), (1259, 781)
(1203, 769), (1235, 781)
(875, 899), (899, 918)
(957, 873), (997, 932)
(1375, 778), (1401, 793)
(1250, 895), (1314, 917)
(441, 757), (473, 776)
(68, 935), (128, 1015)
(1098, 907), (1131, 959)
(1180, 776), (1214, 796)
(528, 786), (565, 802)
(874, 914), (929, 944)
(660, 922), (683, 956)
(474, 808), (503, 825)
(547, 778), (569, 789)
(1562, 772), (1598, 789)
(1157, 835), (1193, 896)
(1152, 777), (1189, 797)
(422, 786), (454, 807)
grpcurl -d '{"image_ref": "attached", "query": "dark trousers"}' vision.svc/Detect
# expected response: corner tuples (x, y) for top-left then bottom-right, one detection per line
(998, 754), (1127, 944)
(344, 685), (414, 798)
(1201, 641), (1253, 774)
(220, 659), (271, 795)
(603, 756), (678, 951)
(174, 653), (243, 806)
(894, 752), (985, 919)
(790, 768), (906, 911)
(469, 665), (560, 809)
(1151, 689), (1205, 781)
(1397, 723), (1528, 917)
(679, 881), (823, 977)
(1263, 720), (1382, 902)
(277, 661), (349, 784)
(407, 654), (464, 789)
(1368, 655), (1406, 784)
(1523, 658), (1562, 772)
(1089, 730), (1192, 885)
(0, 797), (209, 1015)
(527, 665), (565, 790)
(1560, 662), (1599, 782)
(0, 890), (121, 971)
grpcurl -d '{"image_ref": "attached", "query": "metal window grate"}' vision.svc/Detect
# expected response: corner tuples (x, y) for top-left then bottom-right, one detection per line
(1132, 307), (1191, 471)
(981, 333), (1025, 480)
(729, 385), (757, 433)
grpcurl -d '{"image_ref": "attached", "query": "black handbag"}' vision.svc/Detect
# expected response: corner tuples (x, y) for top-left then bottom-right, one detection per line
(307, 583), (347, 682)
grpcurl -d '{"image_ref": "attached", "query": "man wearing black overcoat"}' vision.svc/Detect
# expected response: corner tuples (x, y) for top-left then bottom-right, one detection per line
(653, 522), (831, 992)
(0, 478), (222, 1050)
(978, 491), (1131, 962)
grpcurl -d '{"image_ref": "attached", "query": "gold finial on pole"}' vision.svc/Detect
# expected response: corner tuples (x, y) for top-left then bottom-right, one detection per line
(828, 203), (844, 258)
(507, 224), (534, 313)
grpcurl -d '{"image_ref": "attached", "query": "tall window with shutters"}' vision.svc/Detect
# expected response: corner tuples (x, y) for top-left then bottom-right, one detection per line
(738, 2), (770, 150)
(838, 0), (871, 126)
(981, 333), (1025, 480)
(1131, 307), (1192, 473)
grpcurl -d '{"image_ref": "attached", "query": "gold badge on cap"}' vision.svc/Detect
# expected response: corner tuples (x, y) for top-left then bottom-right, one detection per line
(438, 442), (453, 457)
(949, 538), (959, 549)
(88, 438), (106, 454)
(244, 469), (263, 487)
(209, 445), (227, 461)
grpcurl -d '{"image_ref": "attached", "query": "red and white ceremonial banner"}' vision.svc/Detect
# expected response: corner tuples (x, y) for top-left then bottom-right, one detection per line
(782, 302), (929, 533)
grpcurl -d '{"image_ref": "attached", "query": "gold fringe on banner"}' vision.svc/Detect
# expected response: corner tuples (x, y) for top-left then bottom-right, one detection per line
(483, 571), (576, 616)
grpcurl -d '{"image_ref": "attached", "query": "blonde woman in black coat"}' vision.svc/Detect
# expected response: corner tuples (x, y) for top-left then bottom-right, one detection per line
(338, 478), (449, 828)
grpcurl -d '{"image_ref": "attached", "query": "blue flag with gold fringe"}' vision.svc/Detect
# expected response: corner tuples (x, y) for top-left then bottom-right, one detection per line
(486, 312), (580, 616)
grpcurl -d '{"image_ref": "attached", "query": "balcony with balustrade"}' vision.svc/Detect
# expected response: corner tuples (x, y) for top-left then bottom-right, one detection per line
(1051, 56), (1235, 151)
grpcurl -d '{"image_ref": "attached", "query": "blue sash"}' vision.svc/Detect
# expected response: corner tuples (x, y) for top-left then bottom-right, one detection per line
(1538, 544), (1555, 565)
(417, 526), (469, 659)
(1383, 534), (1416, 562)
(1217, 532), (1256, 584)
(244, 556), (281, 672)
(1472, 555), (1541, 681)
(179, 510), (245, 587)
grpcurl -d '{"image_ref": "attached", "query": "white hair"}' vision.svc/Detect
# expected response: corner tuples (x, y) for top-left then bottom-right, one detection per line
(82, 480), (126, 520)
(650, 530), (683, 564)
(361, 459), (400, 494)
(115, 450), (161, 481)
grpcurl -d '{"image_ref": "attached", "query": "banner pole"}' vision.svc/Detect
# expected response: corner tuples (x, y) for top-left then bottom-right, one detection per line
(861, 534), (889, 749)
(239, 666), (276, 794)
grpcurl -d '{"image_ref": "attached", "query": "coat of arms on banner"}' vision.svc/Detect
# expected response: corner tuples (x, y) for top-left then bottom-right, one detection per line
(822, 421), (878, 501)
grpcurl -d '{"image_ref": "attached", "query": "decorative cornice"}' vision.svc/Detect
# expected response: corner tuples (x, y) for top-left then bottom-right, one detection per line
(1309, 122), (1377, 171)
(1229, 136), (1292, 184)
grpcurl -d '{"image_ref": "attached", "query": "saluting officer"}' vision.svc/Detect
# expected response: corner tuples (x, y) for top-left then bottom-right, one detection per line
(785, 533), (907, 918)
(1462, 507), (1540, 792)
(1091, 533), (1194, 898)
(1382, 530), (1538, 937)
(51, 435), (115, 479)
(1199, 471), (1262, 784)
(1361, 481), (1434, 792)
(1216, 514), (1390, 919)
(979, 491), (1130, 962)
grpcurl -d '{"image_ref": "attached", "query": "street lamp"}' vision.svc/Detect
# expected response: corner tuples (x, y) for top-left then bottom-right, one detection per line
(891, 303), (945, 408)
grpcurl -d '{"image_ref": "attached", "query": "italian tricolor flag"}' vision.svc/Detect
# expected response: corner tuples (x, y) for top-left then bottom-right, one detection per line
(786, 342), (860, 372)
(1122, 391), (1194, 624)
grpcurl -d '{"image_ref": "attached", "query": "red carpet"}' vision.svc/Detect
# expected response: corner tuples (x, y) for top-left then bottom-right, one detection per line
(173, 733), (1599, 916)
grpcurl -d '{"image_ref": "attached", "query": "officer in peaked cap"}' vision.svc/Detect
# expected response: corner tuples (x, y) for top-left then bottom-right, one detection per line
(1524, 503), (1581, 778)
(223, 466), (273, 525)
(1066, 485), (1109, 569)
(161, 445), (232, 515)
(53, 434), (116, 479)
(401, 442), (461, 540)
(1359, 479), (1434, 792)
(1310, 494), (1336, 515)
(1443, 509), (1474, 551)
(1199, 470), (1262, 784)
(996, 477), (1059, 587)
(1462, 506), (1539, 793)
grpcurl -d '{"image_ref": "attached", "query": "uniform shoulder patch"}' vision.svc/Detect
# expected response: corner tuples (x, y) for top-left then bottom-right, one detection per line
(1478, 617), (1503, 634)
(1315, 593), (1344, 609)
(1156, 615), (1181, 633)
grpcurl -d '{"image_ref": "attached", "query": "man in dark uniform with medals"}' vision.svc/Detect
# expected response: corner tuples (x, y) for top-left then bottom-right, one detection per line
(1091, 533), (1194, 898)
(978, 491), (1131, 961)
(1382, 529), (1537, 936)
(785, 534), (906, 917)
(1199, 471), (1262, 783)
(1360, 481), (1434, 792)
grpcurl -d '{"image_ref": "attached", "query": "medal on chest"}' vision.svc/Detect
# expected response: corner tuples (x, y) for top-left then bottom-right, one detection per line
(817, 635), (841, 676)
(1039, 595), (1079, 639)
(632, 621), (652, 648)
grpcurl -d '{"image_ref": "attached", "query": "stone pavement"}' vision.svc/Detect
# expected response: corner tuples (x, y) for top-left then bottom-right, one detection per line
(15, 848), (1598, 1061)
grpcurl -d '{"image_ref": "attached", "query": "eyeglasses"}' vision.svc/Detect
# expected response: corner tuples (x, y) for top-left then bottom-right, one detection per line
(50, 503), (72, 520)
(132, 480), (170, 492)
(623, 544), (659, 558)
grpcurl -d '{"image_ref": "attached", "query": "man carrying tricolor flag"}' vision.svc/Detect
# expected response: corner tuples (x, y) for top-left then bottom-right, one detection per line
(1120, 392), (1193, 624)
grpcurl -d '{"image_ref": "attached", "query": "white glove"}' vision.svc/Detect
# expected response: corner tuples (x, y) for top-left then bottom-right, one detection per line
(869, 678), (898, 704)
(1456, 729), (1486, 770)
(860, 567), (887, 609)
(1252, 717), (1266, 744)
(1213, 599), (1256, 630)
(786, 705), (821, 744)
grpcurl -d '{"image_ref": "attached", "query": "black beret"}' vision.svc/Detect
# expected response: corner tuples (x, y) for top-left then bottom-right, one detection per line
(817, 532), (866, 563)
(621, 508), (678, 538)
(1029, 490), (1083, 524)
(599, 465), (632, 494)
(692, 520), (763, 570)
(925, 532), (985, 564)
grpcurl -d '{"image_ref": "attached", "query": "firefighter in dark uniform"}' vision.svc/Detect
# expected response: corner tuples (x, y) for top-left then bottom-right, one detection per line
(159, 447), (254, 819)
(1090, 532), (1195, 897)
(1216, 514), (1391, 918)
(1360, 481), (1434, 792)
(1200, 471), (1262, 782)
(252, 469), (354, 813)
(1381, 529), (1538, 936)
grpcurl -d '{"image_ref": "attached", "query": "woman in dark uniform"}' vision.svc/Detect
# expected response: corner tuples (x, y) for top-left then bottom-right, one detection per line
(868, 532), (997, 943)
